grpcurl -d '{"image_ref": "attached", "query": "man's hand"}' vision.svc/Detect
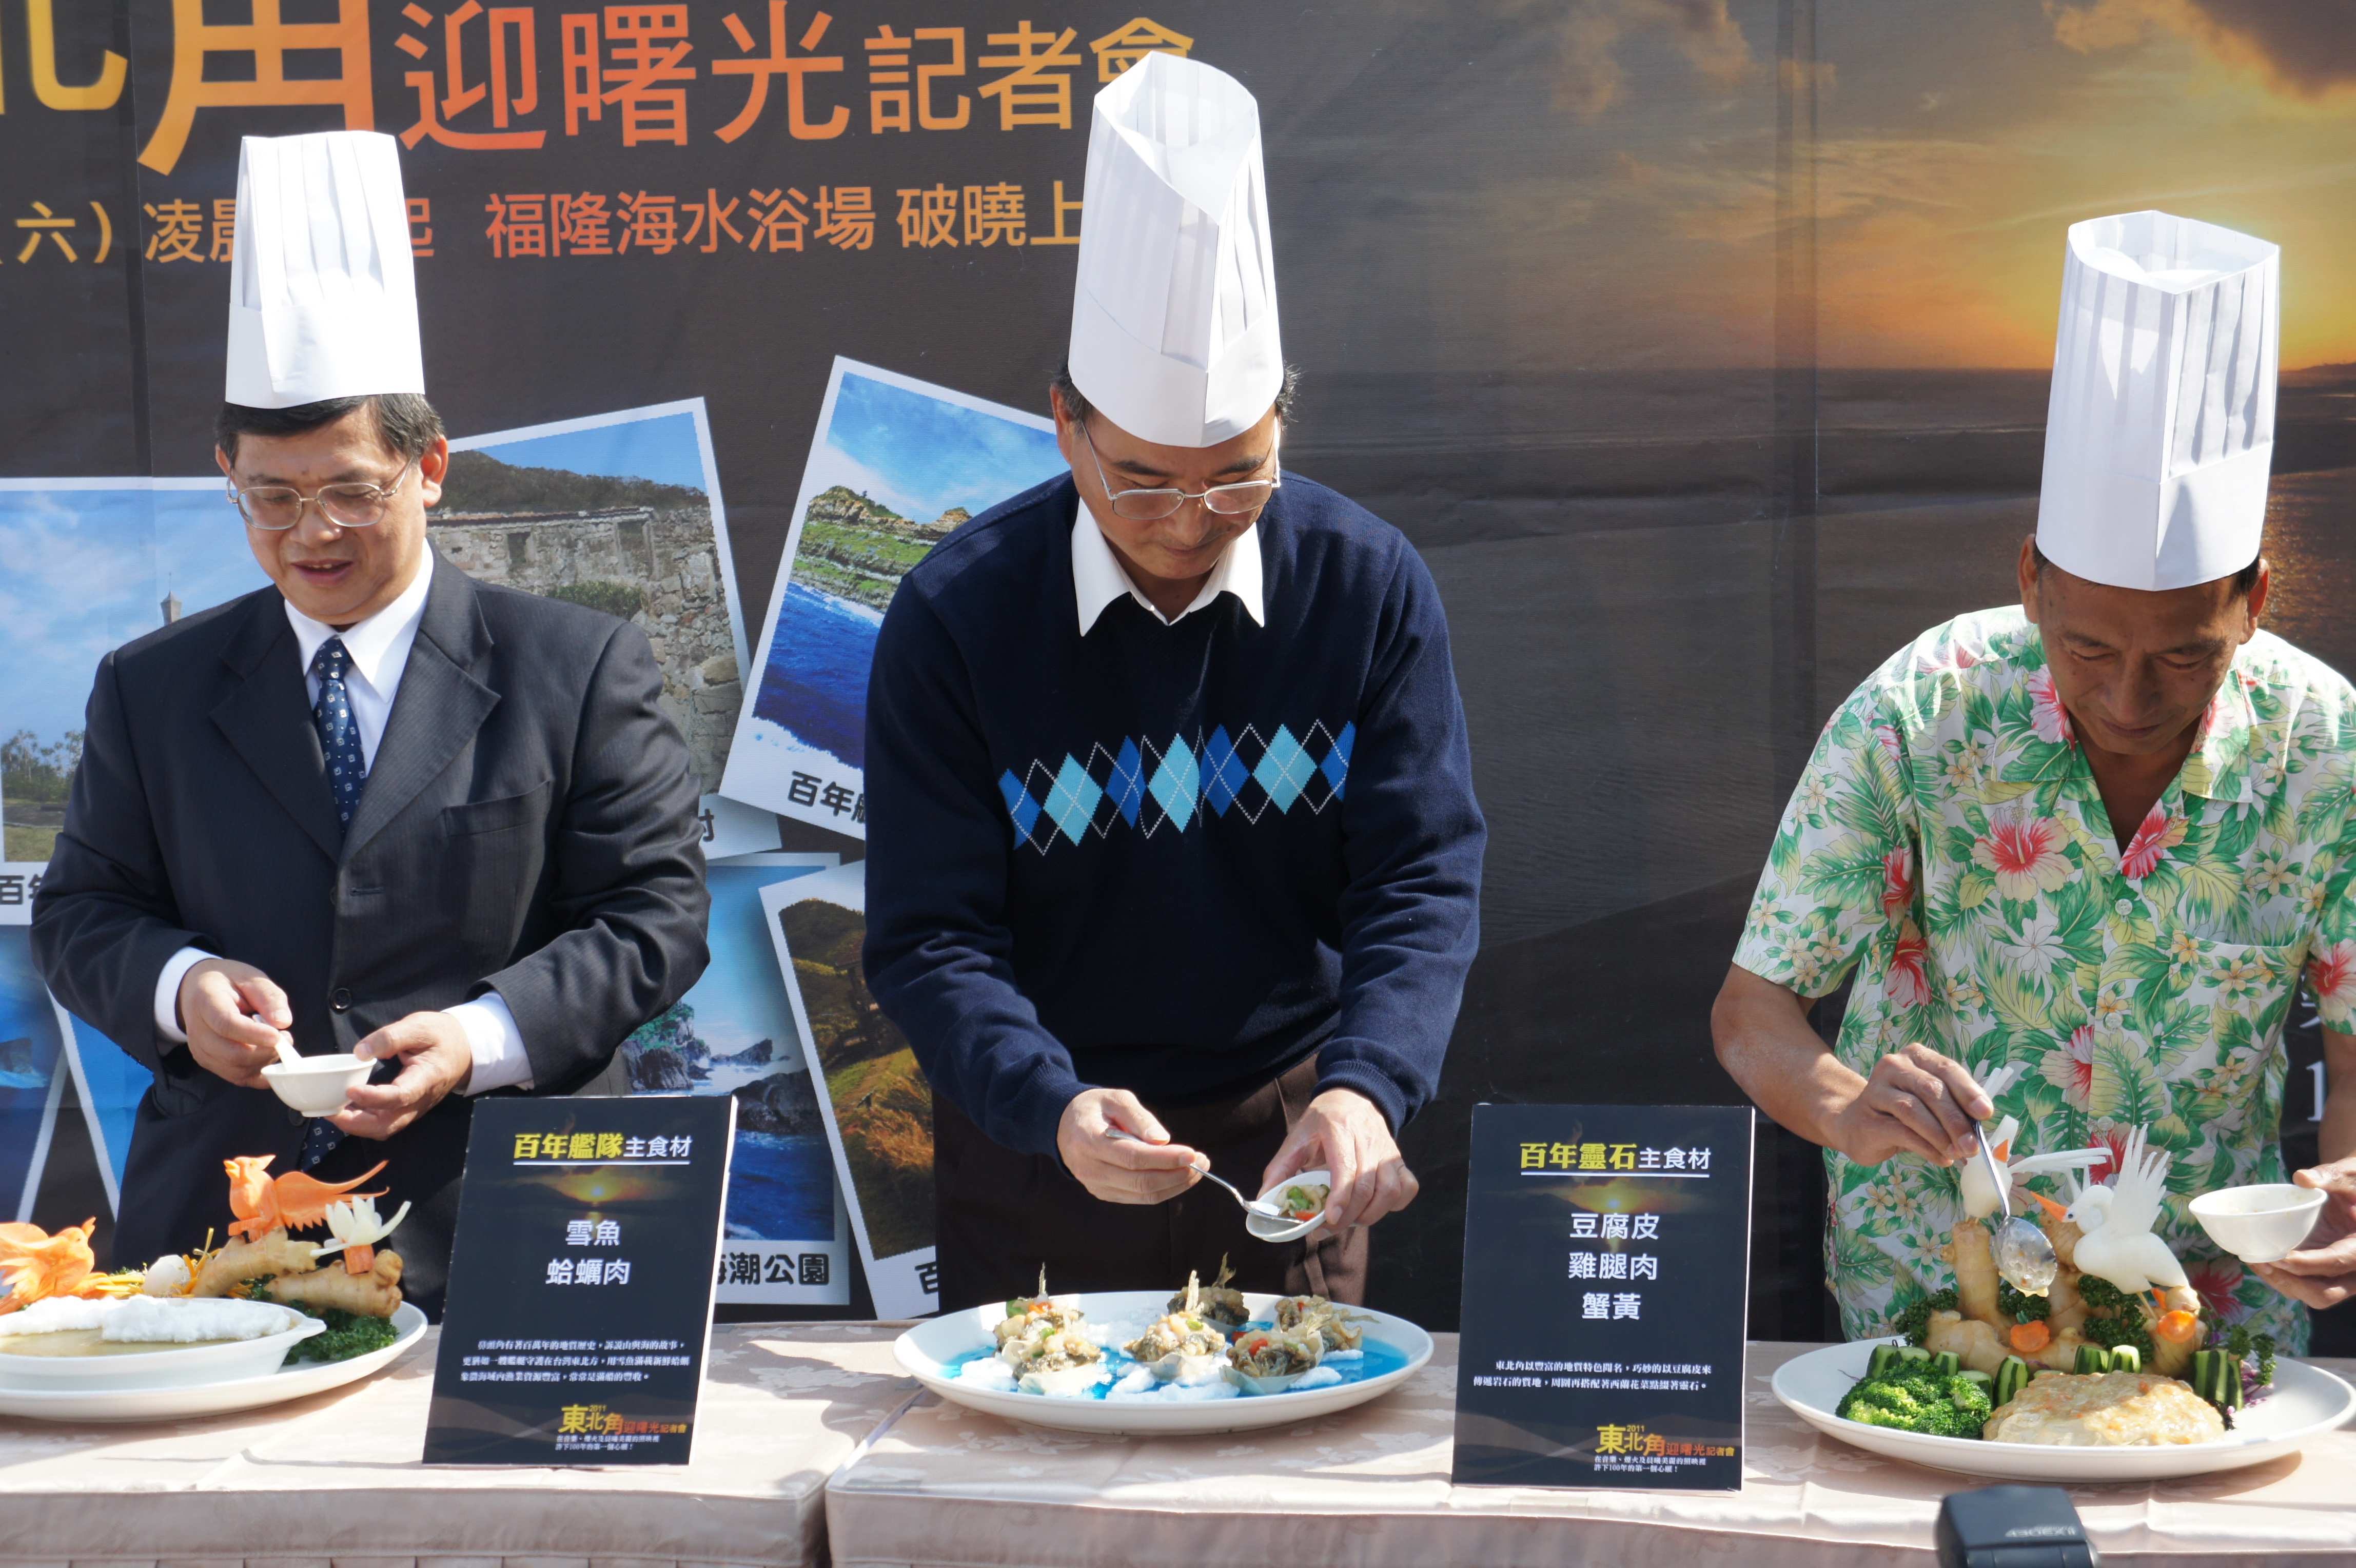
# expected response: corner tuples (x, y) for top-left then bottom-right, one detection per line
(178, 958), (292, 1089)
(2253, 1158), (2356, 1310)
(1056, 1087), (1204, 1205)
(1261, 1087), (1418, 1233)
(1824, 1042), (1992, 1168)
(333, 1011), (473, 1140)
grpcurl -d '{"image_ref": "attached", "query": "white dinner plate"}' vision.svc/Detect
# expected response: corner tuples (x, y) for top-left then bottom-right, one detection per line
(896, 1289), (1433, 1435)
(0, 1302), (427, 1424)
(0, 1301), (322, 1390)
(1773, 1336), (2356, 1481)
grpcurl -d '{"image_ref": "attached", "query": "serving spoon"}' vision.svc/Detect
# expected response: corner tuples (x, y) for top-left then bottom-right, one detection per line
(1109, 1127), (1285, 1217)
(1973, 1118), (2059, 1296)
(1107, 1129), (1331, 1243)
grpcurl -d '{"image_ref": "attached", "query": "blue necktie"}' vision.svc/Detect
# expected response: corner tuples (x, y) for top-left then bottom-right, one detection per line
(302, 637), (367, 1168)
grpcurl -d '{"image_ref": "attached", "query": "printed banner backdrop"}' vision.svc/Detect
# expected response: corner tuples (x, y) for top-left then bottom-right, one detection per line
(9, 3), (2356, 1347)
(761, 864), (937, 1319)
(617, 850), (851, 1307)
(724, 358), (1064, 837)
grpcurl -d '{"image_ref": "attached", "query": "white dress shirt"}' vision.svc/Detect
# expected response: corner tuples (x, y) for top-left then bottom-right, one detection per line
(1071, 503), (1265, 636)
(151, 555), (533, 1093)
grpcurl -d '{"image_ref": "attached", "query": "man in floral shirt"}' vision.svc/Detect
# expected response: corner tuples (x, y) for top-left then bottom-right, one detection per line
(1712, 212), (2356, 1351)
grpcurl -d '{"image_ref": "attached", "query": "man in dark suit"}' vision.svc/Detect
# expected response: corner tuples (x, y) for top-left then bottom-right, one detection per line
(31, 130), (709, 1316)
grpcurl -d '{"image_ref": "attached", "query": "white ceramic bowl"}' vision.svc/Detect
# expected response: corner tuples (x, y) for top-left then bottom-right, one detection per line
(2190, 1183), (2327, 1264)
(0, 1303), (323, 1392)
(1247, 1167), (1332, 1242)
(261, 1053), (371, 1115)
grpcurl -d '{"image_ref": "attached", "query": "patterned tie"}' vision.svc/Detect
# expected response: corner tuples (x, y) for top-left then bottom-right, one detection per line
(302, 637), (368, 1168)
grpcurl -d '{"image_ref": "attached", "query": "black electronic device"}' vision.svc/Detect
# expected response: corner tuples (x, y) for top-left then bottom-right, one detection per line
(1935, 1485), (2098, 1567)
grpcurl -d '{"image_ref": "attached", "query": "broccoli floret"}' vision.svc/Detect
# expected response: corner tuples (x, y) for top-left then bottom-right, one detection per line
(1996, 1280), (2051, 1323)
(1837, 1367), (1992, 1439)
(1940, 1378), (1993, 1436)
(1837, 1380), (1934, 1427)
(1887, 1288), (1960, 1347)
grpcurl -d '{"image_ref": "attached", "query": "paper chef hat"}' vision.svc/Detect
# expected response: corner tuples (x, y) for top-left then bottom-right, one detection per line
(224, 131), (425, 409)
(1067, 52), (1283, 449)
(2036, 210), (2279, 592)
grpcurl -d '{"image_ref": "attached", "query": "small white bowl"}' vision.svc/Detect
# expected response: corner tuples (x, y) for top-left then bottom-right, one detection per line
(2190, 1183), (2327, 1264)
(1247, 1168), (1333, 1243)
(260, 1053), (371, 1115)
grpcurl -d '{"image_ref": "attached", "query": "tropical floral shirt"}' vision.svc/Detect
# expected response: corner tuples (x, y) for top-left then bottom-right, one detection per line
(1735, 607), (2356, 1353)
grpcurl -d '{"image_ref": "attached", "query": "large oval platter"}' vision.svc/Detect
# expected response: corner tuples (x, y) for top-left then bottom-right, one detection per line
(1773, 1336), (2356, 1481)
(0, 1302), (428, 1424)
(896, 1289), (1432, 1436)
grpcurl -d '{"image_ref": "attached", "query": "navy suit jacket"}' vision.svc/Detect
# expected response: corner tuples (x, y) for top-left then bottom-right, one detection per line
(32, 553), (711, 1316)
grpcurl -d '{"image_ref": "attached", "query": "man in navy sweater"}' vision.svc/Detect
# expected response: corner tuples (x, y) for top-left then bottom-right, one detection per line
(863, 53), (1485, 1308)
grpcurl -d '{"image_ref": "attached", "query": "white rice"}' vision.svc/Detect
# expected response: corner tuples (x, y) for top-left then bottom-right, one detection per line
(1325, 1347), (1364, 1362)
(1291, 1366), (1345, 1390)
(0, 1297), (122, 1335)
(1106, 1375), (1240, 1404)
(956, 1358), (1019, 1391)
(1018, 1362), (1111, 1398)
(104, 1297), (302, 1343)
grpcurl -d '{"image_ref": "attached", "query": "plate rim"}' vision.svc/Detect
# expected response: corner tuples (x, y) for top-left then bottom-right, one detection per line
(1771, 1335), (2356, 1468)
(0, 1301), (428, 1415)
(893, 1288), (1433, 1433)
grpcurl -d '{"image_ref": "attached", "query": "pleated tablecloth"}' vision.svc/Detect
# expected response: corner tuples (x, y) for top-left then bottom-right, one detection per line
(824, 1338), (2356, 1567)
(0, 1324), (915, 1568)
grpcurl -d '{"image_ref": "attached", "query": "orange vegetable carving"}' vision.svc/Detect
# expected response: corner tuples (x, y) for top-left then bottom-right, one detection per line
(225, 1155), (389, 1239)
(0, 1218), (99, 1312)
(2008, 1319), (2052, 1354)
(2155, 1309), (2202, 1344)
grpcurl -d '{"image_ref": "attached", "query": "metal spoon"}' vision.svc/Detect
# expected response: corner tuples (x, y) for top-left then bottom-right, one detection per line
(1974, 1119), (2058, 1295)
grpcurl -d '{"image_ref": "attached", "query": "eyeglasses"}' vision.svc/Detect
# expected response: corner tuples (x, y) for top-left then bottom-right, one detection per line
(227, 458), (417, 531)
(1081, 425), (1280, 522)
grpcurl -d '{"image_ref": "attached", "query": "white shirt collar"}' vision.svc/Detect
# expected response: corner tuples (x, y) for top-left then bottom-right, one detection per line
(282, 548), (434, 692)
(1070, 502), (1265, 636)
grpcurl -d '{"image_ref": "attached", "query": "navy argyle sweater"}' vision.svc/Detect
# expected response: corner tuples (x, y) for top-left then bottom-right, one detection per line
(863, 472), (1485, 1158)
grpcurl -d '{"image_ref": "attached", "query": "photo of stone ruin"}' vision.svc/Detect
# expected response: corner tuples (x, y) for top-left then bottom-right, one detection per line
(432, 449), (741, 795)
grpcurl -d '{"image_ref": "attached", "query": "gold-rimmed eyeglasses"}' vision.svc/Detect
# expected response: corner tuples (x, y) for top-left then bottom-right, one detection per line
(1080, 425), (1280, 522)
(227, 458), (417, 531)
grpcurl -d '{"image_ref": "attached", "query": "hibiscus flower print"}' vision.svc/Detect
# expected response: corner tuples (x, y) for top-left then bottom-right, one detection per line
(1881, 847), (1915, 923)
(1993, 911), (2068, 977)
(2186, 1257), (2246, 1324)
(1888, 926), (1931, 1009)
(2309, 939), (2356, 1018)
(1973, 814), (2074, 900)
(2027, 668), (2074, 746)
(2119, 805), (2188, 882)
(2040, 1024), (2096, 1111)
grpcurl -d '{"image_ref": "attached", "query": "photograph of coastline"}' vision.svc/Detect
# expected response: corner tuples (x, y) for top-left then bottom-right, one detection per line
(760, 863), (936, 1318)
(617, 851), (847, 1305)
(0, 926), (64, 1222)
(720, 359), (1065, 838)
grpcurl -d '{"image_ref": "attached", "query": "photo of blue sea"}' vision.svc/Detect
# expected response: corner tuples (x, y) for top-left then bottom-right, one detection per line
(0, 928), (63, 1218)
(753, 372), (1063, 774)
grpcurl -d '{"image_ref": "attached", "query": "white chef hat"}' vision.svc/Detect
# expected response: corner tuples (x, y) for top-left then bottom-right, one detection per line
(1067, 52), (1283, 449)
(224, 130), (424, 409)
(2036, 210), (2279, 592)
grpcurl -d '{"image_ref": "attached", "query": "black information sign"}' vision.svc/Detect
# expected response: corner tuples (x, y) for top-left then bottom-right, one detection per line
(1452, 1103), (1755, 1491)
(425, 1096), (735, 1465)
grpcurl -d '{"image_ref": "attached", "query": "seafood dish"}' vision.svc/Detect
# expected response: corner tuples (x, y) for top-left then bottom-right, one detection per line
(1273, 1293), (1365, 1353)
(1123, 1273), (1229, 1383)
(1227, 1323), (1327, 1394)
(1271, 1181), (1330, 1222)
(1, 1156), (414, 1371)
(996, 1321), (1109, 1397)
(1982, 1370), (2226, 1447)
(1844, 1121), (2279, 1446)
(0, 1295), (310, 1358)
(1179, 1255), (1250, 1332)
(995, 1267), (1085, 1351)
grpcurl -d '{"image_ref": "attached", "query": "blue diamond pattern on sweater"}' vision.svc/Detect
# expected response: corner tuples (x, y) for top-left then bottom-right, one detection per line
(1043, 754), (1104, 844)
(998, 770), (1042, 843)
(1322, 722), (1356, 798)
(1252, 724), (1314, 812)
(1148, 736), (1199, 831)
(1109, 738), (1145, 827)
(1203, 727), (1248, 816)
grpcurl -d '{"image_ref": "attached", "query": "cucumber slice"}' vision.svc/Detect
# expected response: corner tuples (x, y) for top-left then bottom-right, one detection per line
(1954, 1369), (1994, 1390)
(2073, 1344), (2112, 1375)
(1867, 1344), (1901, 1380)
(1931, 1350), (1961, 1377)
(1994, 1356), (2031, 1406)
(2106, 1344), (2142, 1374)
(1896, 1346), (1932, 1365)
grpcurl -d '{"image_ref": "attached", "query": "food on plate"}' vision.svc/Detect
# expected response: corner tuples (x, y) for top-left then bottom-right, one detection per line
(1182, 1255), (1250, 1332)
(1228, 1323), (1324, 1382)
(2063, 1128), (2192, 1300)
(0, 1293), (309, 1358)
(1124, 1274), (1228, 1383)
(1275, 1182), (1330, 1222)
(187, 1230), (323, 1298)
(997, 1321), (1108, 1397)
(0, 1220), (145, 1313)
(188, 1157), (408, 1327)
(261, 1248), (406, 1319)
(1834, 1345), (1993, 1436)
(1982, 1370), (2227, 1446)
(995, 1266), (1085, 1351)
(1273, 1293), (1364, 1353)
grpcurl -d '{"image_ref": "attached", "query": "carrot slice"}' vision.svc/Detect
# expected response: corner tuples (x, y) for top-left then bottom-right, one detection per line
(2155, 1309), (2201, 1343)
(2009, 1320), (2052, 1354)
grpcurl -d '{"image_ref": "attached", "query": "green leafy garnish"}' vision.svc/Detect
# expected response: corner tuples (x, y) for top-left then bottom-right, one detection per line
(284, 1304), (399, 1363)
(1996, 1281), (2051, 1324)
(1888, 1287), (1960, 1347)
